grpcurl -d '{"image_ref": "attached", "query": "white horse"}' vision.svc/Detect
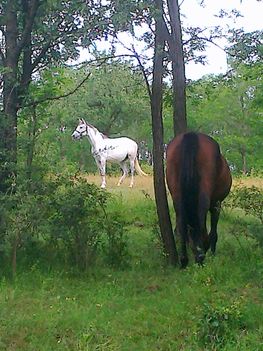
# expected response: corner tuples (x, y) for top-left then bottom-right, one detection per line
(72, 119), (147, 188)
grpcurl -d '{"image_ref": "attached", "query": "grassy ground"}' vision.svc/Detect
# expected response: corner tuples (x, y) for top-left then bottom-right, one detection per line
(0, 176), (262, 351)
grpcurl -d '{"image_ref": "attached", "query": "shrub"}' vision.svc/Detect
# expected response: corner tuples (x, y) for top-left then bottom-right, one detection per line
(0, 188), (47, 277)
(225, 185), (263, 224)
(0, 175), (129, 275)
(46, 175), (129, 270)
(197, 299), (245, 349)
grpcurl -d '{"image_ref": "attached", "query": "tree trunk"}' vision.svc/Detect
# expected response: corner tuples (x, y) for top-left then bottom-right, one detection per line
(1, 1), (19, 192)
(151, 0), (178, 265)
(167, 0), (187, 135)
(1, 1), (37, 192)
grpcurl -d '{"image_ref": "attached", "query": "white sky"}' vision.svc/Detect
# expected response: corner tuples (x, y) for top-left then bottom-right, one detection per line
(182, 0), (263, 79)
(78, 0), (263, 80)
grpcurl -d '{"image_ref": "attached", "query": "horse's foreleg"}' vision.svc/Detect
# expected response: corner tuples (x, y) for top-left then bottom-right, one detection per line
(117, 162), (128, 186)
(209, 201), (221, 254)
(129, 158), (135, 188)
(96, 158), (106, 188)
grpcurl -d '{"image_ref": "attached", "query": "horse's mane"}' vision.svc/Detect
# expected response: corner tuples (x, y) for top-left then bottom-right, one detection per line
(81, 119), (108, 139)
(100, 133), (108, 139)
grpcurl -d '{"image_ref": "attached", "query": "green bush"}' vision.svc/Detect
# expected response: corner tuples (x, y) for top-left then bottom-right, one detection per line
(197, 299), (245, 349)
(0, 187), (47, 276)
(47, 176), (129, 270)
(225, 185), (263, 224)
(0, 175), (129, 275)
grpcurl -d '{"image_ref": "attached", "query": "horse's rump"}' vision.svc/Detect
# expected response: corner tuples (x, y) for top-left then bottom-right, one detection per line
(166, 132), (232, 266)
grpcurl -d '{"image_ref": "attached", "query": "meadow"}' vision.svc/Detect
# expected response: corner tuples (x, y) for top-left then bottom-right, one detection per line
(0, 175), (262, 351)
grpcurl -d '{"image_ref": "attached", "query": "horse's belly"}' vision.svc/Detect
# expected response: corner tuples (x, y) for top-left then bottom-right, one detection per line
(106, 150), (128, 162)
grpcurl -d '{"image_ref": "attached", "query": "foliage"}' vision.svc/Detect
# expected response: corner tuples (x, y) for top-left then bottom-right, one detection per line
(225, 185), (263, 224)
(227, 30), (263, 67)
(0, 187), (46, 276)
(186, 62), (263, 173)
(0, 175), (129, 275)
(47, 175), (129, 270)
(49, 62), (150, 137)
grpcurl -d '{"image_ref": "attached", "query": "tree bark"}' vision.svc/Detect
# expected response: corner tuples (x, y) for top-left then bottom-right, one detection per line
(1, 0), (19, 191)
(151, 0), (178, 265)
(167, 0), (187, 135)
(1, 0), (39, 192)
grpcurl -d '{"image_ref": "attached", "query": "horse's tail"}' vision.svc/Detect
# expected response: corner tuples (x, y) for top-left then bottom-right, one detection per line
(134, 158), (148, 176)
(180, 133), (200, 236)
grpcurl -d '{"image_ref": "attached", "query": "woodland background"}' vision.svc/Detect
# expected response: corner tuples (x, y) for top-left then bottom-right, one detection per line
(0, 1), (262, 350)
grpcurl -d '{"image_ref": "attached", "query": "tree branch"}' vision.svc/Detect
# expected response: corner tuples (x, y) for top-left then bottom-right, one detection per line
(0, 46), (5, 62)
(112, 34), (152, 99)
(16, 0), (40, 56)
(22, 58), (113, 108)
(23, 72), (92, 108)
(31, 39), (54, 71)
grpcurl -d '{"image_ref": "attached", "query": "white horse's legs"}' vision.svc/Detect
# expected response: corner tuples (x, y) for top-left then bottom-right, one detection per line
(117, 162), (128, 186)
(129, 158), (135, 188)
(96, 158), (106, 188)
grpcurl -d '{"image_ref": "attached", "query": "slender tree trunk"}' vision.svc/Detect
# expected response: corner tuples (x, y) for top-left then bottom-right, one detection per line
(167, 0), (187, 135)
(240, 146), (247, 175)
(11, 234), (20, 279)
(26, 106), (38, 182)
(151, 0), (178, 265)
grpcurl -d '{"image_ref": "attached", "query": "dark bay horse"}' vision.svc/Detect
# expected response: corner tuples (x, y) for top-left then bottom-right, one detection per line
(166, 132), (232, 268)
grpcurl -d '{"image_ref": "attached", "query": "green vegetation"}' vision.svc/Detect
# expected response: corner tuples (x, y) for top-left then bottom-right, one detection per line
(0, 2), (262, 350)
(0, 178), (262, 351)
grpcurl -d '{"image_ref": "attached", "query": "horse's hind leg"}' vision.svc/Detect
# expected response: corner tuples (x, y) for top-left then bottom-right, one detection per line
(209, 201), (221, 254)
(129, 157), (135, 188)
(190, 193), (210, 265)
(117, 162), (128, 186)
(176, 215), (189, 268)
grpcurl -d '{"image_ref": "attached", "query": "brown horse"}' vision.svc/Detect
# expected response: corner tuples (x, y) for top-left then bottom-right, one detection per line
(166, 132), (232, 268)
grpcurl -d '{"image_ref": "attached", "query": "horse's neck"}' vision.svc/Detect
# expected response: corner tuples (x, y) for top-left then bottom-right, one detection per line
(86, 126), (104, 149)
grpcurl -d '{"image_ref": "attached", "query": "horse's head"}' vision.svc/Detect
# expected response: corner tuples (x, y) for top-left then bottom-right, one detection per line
(71, 119), (88, 140)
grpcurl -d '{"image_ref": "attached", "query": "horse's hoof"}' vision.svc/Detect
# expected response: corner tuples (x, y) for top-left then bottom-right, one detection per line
(195, 253), (205, 265)
(101, 184), (106, 189)
(180, 256), (188, 269)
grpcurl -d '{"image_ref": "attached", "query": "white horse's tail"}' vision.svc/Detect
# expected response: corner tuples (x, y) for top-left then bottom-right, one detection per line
(134, 158), (148, 176)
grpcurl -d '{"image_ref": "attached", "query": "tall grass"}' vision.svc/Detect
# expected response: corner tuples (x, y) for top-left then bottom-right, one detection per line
(0, 175), (262, 351)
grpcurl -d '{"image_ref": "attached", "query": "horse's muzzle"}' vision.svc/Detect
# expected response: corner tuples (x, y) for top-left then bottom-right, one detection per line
(71, 132), (81, 140)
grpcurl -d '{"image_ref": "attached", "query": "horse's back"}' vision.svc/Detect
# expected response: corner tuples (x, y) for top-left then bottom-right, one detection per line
(166, 132), (232, 204)
(108, 137), (137, 149)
